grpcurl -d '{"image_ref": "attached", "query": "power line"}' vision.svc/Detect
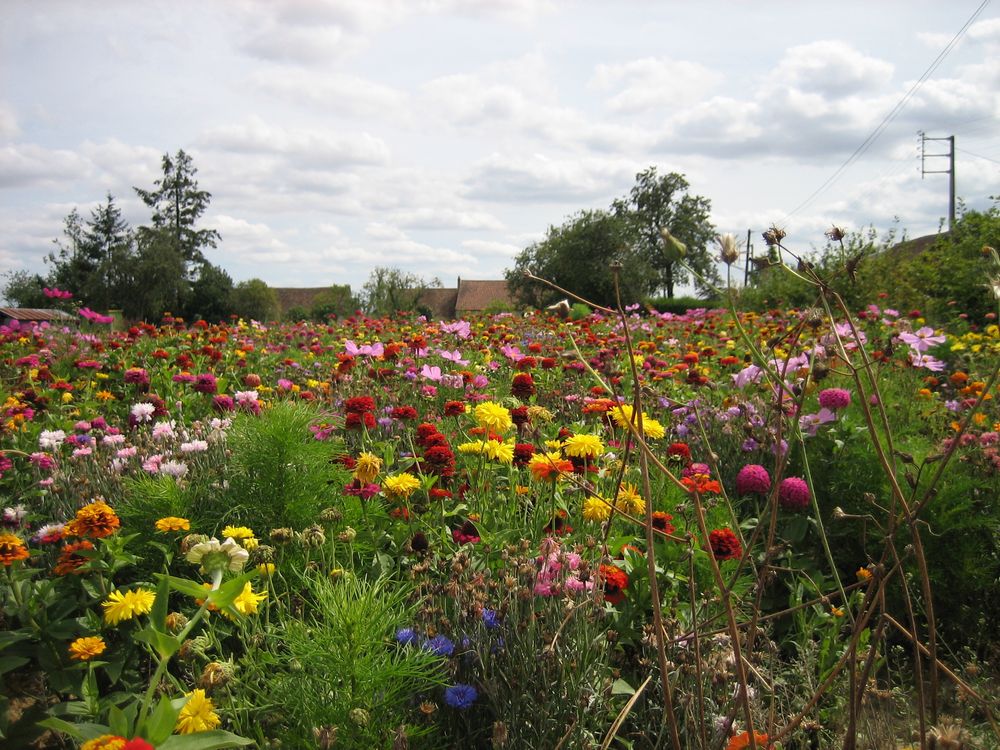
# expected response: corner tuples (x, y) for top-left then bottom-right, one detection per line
(957, 147), (1000, 165)
(781, 0), (992, 222)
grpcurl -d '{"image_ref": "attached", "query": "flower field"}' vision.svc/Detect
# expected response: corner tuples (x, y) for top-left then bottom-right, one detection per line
(1, 300), (999, 749)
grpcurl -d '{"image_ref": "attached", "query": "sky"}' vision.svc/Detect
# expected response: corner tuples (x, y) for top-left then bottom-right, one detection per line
(2, 0), (999, 295)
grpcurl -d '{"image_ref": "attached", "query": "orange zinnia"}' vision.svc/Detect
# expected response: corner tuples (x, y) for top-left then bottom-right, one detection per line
(64, 500), (121, 539)
(726, 731), (771, 750)
(54, 540), (95, 575)
(0, 533), (29, 565)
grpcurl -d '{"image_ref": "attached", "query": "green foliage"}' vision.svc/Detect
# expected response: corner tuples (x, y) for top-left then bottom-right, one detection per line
(613, 167), (719, 298)
(229, 279), (278, 322)
(219, 402), (346, 530)
(238, 575), (444, 748)
(310, 283), (358, 320)
(569, 302), (592, 320)
(644, 295), (723, 314)
(185, 263), (234, 323)
(361, 266), (442, 316)
(124, 230), (189, 320)
(506, 209), (649, 308)
(1, 269), (49, 308)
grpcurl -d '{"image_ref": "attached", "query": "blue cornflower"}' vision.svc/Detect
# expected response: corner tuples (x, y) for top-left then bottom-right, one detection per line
(481, 609), (500, 629)
(424, 634), (455, 656)
(395, 627), (419, 646)
(444, 683), (478, 710)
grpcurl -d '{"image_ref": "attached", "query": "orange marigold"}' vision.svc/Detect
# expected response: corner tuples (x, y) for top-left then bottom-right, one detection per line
(0, 532), (29, 565)
(680, 474), (722, 495)
(54, 540), (95, 575)
(726, 731), (771, 750)
(64, 500), (120, 539)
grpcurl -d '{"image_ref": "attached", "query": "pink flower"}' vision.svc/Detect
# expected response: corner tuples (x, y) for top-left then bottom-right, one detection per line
(735, 465), (771, 496)
(818, 388), (851, 410)
(778, 477), (811, 511)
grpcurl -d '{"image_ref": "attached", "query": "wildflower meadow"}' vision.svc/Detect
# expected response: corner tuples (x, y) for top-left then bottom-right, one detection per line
(2, 248), (999, 750)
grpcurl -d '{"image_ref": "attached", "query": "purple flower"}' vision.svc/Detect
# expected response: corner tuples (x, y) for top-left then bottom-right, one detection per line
(424, 634), (455, 656)
(395, 627), (419, 646)
(482, 609), (500, 629)
(443, 683), (478, 710)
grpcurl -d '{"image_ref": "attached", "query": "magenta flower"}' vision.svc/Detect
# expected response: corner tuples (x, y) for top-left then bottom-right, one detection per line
(735, 464), (771, 496)
(818, 388), (851, 410)
(778, 477), (811, 511)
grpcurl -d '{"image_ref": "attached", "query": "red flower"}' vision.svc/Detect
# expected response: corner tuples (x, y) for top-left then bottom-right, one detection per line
(344, 396), (376, 414)
(511, 373), (535, 399)
(667, 442), (691, 461)
(452, 520), (481, 545)
(513, 443), (535, 467)
(390, 405), (419, 420)
(444, 400), (467, 417)
(708, 528), (742, 561)
(681, 474), (722, 495)
(651, 511), (675, 535)
(599, 564), (629, 605)
(345, 412), (376, 430)
(510, 406), (530, 426)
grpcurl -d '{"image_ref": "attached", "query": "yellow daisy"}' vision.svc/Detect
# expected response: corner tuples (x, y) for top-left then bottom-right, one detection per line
(382, 473), (421, 499)
(353, 452), (382, 484)
(155, 516), (190, 533)
(230, 582), (267, 616)
(473, 401), (513, 433)
(562, 433), (605, 460)
(175, 689), (221, 734)
(582, 496), (611, 522)
(102, 588), (156, 626)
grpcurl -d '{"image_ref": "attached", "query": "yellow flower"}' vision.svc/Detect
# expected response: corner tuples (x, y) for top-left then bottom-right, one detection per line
(583, 496), (611, 522)
(102, 588), (156, 626)
(0, 532), (29, 566)
(457, 440), (486, 455)
(175, 688), (221, 734)
(240, 536), (259, 551)
(382, 473), (421, 499)
(221, 525), (255, 541)
(615, 483), (645, 515)
(482, 439), (514, 465)
(562, 433), (605, 460)
(231, 582), (267, 616)
(856, 567), (872, 582)
(81, 736), (126, 750)
(257, 563), (275, 576)
(155, 516), (190, 533)
(68, 635), (106, 661)
(641, 418), (665, 439)
(61, 392), (73, 403)
(474, 401), (513, 433)
(95, 390), (116, 402)
(527, 405), (554, 423)
(609, 404), (635, 429)
(353, 452), (382, 484)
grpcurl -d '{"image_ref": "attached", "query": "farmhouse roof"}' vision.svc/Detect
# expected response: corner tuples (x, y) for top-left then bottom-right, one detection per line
(0, 308), (76, 322)
(455, 279), (515, 313)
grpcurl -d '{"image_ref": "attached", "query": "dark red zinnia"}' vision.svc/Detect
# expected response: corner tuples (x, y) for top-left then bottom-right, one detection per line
(708, 528), (742, 561)
(599, 564), (629, 605)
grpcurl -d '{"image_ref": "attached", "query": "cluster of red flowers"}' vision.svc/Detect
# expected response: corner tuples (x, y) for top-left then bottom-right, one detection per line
(344, 395), (377, 430)
(708, 528), (742, 561)
(599, 564), (629, 605)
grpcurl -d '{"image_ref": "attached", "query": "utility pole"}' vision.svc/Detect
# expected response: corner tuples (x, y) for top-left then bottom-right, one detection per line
(920, 132), (956, 232)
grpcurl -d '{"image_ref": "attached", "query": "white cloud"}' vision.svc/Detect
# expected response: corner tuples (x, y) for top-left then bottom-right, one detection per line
(251, 67), (408, 118)
(768, 40), (894, 97)
(464, 153), (637, 203)
(199, 116), (390, 167)
(0, 144), (90, 189)
(590, 57), (723, 113)
(0, 103), (18, 141)
(391, 206), (504, 231)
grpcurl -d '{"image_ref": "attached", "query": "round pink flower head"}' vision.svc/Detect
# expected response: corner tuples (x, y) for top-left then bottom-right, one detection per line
(818, 388), (851, 411)
(735, 464), (771, 496)
(778, 477), (811, 511)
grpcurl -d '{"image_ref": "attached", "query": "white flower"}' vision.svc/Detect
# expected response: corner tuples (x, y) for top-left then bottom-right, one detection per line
(159, 460), (188, 478)
(151, 421), (175, 440)
(180, 440), (209, 453)
(186, 537), (250, 578)
(39, 430), (66, 450)
(131, 403), (156, 422)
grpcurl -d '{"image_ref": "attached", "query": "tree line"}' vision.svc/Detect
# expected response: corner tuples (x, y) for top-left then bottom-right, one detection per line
(2, 150), (280, 322)
(505, 166), (721, 308)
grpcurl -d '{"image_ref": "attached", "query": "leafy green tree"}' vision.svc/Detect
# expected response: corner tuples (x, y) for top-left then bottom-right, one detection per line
(506, 209), (650, 308)
(361, 267), (441, 316)
(1, 270), (49, 308)
(124, 231), (188, 321)
(185, 262), (235, 322)
(231, 279), (279, 322)
(134, 150), (220, 272)
(613, 167), (719, 298)
(310, 284), (358, 320)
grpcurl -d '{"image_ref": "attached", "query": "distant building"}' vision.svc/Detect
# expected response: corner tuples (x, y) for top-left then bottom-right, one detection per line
(271, 278), (516, 320)
(0, 308), (76, 327)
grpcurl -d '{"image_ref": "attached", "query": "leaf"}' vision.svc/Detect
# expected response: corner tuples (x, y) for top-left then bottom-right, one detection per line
(142, 695), (182, 746)
(36, 718), (110, 741)
(133, 627), (181, 660)
(107, 704), (130, 738)
(151, 573), (171, 632)
(157, 574), (212, 600)
(157, 730), (255, 750)
(611, 678), (636, 696)
(0, 630), (31, 652)
(0, 655), (29, 675)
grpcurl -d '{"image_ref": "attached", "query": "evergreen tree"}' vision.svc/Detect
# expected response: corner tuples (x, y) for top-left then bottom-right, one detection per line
(134, 149), (220, 272)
